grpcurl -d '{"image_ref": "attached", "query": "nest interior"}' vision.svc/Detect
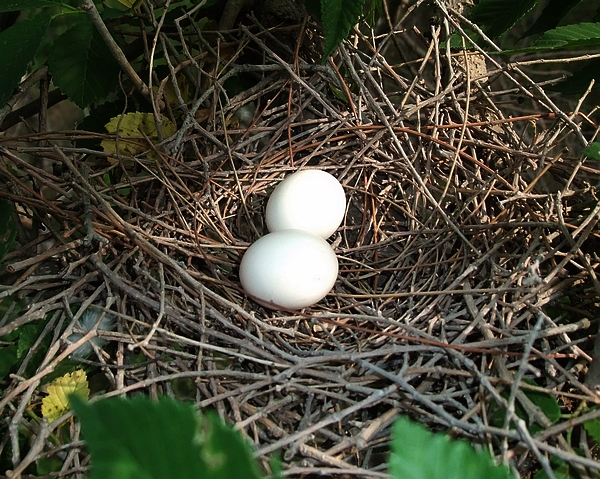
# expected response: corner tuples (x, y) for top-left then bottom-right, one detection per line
(1, 1), (600, 477)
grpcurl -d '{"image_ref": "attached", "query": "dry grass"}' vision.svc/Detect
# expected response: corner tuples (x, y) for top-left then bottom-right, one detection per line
(1, 0), (600, 477)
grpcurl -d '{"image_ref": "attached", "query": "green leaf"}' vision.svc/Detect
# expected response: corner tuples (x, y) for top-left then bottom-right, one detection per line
(468, 0), (537, 39)
(584, 416), (600, 443)
(0, 199), (17, 264)
(583, 143), (600, 161)
(489, 381), (560, 435)
(389, 417), (515, 479)
(533, 456), (573, 479)
(200, 412), (263, 479)
(72, 395), (205, 479)
(321, 0), (366, 60)
(0, 344), (19, 382)
(522, 0), (585, 38)
(533, 22), (600, 49)
(0, 14), (52, 107)
(17, 318), (49, 359)
(447, 29), (481, 50)
(48, 15), (120, 108)
(72, 395), (265, 479)
(0, 0), (62, 12)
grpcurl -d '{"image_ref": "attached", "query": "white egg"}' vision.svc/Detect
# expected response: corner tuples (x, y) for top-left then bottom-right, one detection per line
(265, 169), (346, 239)
(239, 230), (338, 310)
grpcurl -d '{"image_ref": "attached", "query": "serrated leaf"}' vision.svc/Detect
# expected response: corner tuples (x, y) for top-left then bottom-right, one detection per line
(0, 0), (62, 12)
(41, 370), (89, 423)
(389, 417), (515, 479)
(534, 22), (600, 49)
(0, 198), (16, 264)
(522, 0), (584, 38)
(71, 395), (206, 479)
(48, 15), (120, 108)
(0, 15), (52, 107)
(101, 112), (176, 159)
(468, 0), (537, 39)
(321, 0), (366, 60)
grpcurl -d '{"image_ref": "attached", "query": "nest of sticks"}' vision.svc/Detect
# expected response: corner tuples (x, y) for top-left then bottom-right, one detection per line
(2, 1), (600, 477)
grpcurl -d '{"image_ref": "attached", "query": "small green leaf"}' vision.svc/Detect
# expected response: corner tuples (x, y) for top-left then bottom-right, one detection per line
(329, 83), (349, 104)
(0, 0), (62, 12)
(321, 0), (366, 60)
(468, 0), (537, 39)
(0, 199), (17, 264)
(534, 22), (600, 49)
(522, 0), (585, 38)
(0, 15), (52, 107)
(48, 15), (120, 108)
(583, 143), (600, 161)
(584, 416), (600, 443)
(390, 417), (515, 479)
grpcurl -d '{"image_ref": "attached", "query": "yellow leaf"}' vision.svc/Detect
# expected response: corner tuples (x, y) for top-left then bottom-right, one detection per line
(41, 370), (89, 423)
(101, 112), (177, 162)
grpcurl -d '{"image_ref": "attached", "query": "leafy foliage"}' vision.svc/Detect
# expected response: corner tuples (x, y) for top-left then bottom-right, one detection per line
(522, 0), (585, 38)
(71, 396), (519, 479)
(0, 14), (52, 106)
(48, 15), (121, 108)
(320, 0), (366, 60)
(468, 0), (537, 39)
(389, 417), (515, 479)
(535, 22), (600, 49)
(42, 370), (90, 423)
(70, 395), (263, 479)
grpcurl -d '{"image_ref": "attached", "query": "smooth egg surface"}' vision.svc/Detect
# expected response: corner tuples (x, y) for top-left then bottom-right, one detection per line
(239, 230), (339, 310)
(265, 169), (346, 238)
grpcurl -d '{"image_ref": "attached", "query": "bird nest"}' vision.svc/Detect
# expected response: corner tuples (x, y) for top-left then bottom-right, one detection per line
(2, 2), (600, 478)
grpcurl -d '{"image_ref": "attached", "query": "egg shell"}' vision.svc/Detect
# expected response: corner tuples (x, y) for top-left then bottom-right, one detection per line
(265, 169), (346, 239)
(239, 230), (338, 310)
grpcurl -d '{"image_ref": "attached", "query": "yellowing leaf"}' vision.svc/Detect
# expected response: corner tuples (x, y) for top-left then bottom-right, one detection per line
(101, 112), (176, 162)
(152, 74), (190, 108)
(41, 369), (89, 423)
